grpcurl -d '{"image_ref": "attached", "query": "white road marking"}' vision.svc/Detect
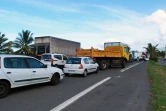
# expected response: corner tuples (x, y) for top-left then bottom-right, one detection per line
(50, 77), (111, 111)
(120, 62), (143, 72)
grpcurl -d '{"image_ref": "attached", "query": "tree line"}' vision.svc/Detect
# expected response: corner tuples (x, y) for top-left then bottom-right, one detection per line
(0, 30), (34, 56)
(144, 43), (165, 61)
(0, 30), (165, 61)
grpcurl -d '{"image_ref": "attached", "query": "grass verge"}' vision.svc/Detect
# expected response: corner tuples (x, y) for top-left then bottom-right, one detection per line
(148, 60), (166, 111)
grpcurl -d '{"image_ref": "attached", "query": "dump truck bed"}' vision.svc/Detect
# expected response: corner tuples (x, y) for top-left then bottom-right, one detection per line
(76, 46), (123, 58)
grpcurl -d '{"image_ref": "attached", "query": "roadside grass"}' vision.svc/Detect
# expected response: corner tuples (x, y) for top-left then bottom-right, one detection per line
(148, 60), (166, 111)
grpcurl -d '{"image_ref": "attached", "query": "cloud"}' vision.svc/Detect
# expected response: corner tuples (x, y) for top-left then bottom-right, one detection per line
(1, 3), (165, 52)
(82, 5), (161, 51)
(145, 9), (166, 41)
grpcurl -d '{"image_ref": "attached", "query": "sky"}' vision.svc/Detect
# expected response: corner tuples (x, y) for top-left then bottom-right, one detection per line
(1, 0), (166, 51)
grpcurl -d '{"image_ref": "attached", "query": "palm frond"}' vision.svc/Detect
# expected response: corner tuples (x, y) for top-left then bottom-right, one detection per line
(13, 30), (34, 55)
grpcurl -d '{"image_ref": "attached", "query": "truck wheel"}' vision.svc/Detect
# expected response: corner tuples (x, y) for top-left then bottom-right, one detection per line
(0, 81), (10, 99)
(121, 60), (126, 68)
(109, 65), (112, 68)
(99, 60), (107, 70)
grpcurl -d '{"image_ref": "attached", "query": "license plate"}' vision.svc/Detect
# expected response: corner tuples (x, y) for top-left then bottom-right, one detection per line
(68, 70), (75, 72)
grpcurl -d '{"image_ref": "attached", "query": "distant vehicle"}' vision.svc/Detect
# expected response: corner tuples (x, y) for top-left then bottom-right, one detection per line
(135, 52), (143, 61)
(129, 53), (133, 62)
(0, 54), (64, 98)
(142, 55), (146, 61)
(131, 51), (144, 61)
(63, 57), (99, 77)
(76, 42), (130, 69)
(131, 51), (135, 61)
(41, 53), (68, 69)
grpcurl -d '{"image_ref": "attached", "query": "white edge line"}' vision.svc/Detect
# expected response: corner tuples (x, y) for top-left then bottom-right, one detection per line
(50, 77), (111, 111)
(121, 62), (143, 72)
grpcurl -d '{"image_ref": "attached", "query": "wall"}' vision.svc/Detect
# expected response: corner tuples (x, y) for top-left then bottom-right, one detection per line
(50, 37), (80, 57)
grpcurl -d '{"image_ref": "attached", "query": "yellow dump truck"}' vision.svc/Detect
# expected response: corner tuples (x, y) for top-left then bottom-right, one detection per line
(76, 42), (130, 70)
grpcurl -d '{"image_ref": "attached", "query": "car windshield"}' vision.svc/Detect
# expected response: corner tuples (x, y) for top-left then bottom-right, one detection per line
(41, 55), (51, 60)
(66, 58), (81, 64)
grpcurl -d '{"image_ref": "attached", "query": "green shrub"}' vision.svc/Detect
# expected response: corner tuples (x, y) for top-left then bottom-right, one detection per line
(150, 57), (158, 62)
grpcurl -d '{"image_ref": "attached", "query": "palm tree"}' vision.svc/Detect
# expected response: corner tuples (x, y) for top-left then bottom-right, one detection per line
(0, 32), (13, 54)
(13, 30), (34, 55)
(143, 43), (158, 59)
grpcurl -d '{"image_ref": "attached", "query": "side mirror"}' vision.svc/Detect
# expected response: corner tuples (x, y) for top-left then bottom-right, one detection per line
(44, 64), (47, 68)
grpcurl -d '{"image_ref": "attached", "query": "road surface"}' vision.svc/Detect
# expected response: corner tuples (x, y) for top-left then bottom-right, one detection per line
(0, 61), (150, 111)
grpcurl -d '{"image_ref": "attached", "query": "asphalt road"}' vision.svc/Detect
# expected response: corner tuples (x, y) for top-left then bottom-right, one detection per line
(158, 58), (166, 66)
(0, 61), (150, 111)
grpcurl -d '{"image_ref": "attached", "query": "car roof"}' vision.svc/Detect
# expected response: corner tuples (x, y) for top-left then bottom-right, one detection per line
(0, 54), (33, 58)
(42, 53), (64, 55)
(69, 57), (90, 59)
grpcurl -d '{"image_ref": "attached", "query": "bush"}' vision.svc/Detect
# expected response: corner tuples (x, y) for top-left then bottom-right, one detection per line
(150, 57), (158, 62)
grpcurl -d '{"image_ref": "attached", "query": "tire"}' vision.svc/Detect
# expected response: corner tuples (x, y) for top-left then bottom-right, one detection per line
(99, 60), (108, 70)
(65, 73), (69, 76)
(108, 65), (112, 68)
(54, 64), (58, 67)
(83, 70), (87, 77)
(50, 74), (60, 85)
(95, 67), (99, 73)
(121, 59), (126, 68)
(0, 81), (10, 99)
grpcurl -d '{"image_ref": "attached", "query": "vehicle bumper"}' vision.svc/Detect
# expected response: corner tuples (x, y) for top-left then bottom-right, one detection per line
(63, 68), (84, 74)
(60, 74), (65, 80)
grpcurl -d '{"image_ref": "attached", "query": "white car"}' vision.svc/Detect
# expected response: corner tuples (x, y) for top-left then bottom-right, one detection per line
(63, 57), (99, 77)
(41, 53), (68, 69)
(0, 54), (64, 98)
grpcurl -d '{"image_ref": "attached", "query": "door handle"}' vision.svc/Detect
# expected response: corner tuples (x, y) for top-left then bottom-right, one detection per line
(7, 72), (11, 74)
(33, 71), (36, 73)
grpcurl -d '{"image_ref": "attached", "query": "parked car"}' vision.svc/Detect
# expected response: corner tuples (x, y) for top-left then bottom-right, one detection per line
(63, 57), (99, 77)
(41, 53), (68, 70)
(0, 54), (64, 98)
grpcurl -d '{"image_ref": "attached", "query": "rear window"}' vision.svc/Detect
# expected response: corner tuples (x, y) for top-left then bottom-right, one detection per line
(66, 58), (81, 64)
(54, 55), (62, 60)
(41, 55), (51, 60)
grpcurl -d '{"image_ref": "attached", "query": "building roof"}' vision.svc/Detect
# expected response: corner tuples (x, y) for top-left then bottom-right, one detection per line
(35, 36), (80, 44)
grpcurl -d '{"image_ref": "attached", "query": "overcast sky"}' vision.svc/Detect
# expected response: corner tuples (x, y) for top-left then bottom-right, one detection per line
(1, 0), (166, 51)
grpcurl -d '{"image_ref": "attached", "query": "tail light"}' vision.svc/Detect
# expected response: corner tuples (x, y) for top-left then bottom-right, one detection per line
(51, 58), (54, 65)
(79, 64), (83, 69)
